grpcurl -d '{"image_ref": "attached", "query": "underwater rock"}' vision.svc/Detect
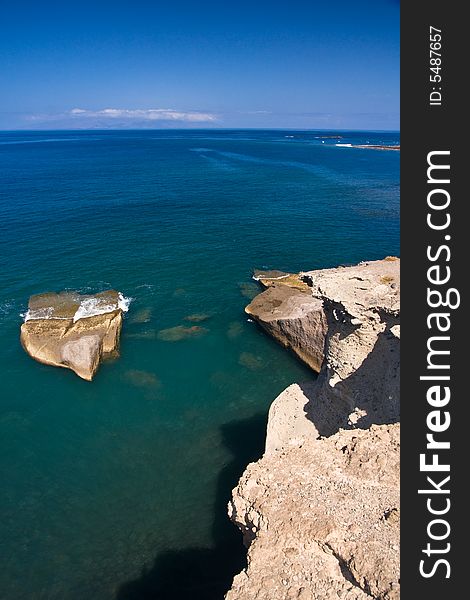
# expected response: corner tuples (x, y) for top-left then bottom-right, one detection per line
(238, 352), (264, 371)
(183, 313), (211, 323)
(128, 307), (152, 324)
(123, 369), (161, 389)
(238, 282), (261, 300)
(156, 325), (208, 342)
(227, 321), (244, 339)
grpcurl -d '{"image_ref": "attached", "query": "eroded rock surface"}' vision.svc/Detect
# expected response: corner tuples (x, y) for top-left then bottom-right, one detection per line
(246, 258), (400, 432)
(227, 424), (400, 600)
(303, 258), (400, 433)
(227, 259), (400, 599)
(20, 290), (126, 380)
(246, 284), (326, 372)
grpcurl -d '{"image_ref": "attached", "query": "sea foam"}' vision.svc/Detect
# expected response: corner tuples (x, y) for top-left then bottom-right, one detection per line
(22, 292), (131, 323)
(72, 292), (131, 322)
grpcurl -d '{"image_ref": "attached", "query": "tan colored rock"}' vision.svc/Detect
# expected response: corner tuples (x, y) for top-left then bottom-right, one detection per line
(61, 334), (102, 379)
(247, 259), (400, 431)
(227, 424), (400, 600)
(303, 258), (400, 432)
(265, 382), (329, 453)
(20, 290), (125, 380)
(246, 285), (327, 372)
(227, 259), (400, 599)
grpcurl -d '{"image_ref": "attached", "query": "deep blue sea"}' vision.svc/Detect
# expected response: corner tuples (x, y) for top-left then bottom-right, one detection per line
(0, 129), (399, 599)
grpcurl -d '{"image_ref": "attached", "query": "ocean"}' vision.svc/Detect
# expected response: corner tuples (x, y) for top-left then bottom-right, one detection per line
(0, 129), (399, 599)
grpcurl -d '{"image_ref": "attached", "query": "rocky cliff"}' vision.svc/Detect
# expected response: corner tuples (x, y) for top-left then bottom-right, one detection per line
(227, 423), (400, 600)
(227, 258), (400, 599)
(246, 258), (399, 436)
(20, 290), (128, 380)
(246, 278), (326, 373)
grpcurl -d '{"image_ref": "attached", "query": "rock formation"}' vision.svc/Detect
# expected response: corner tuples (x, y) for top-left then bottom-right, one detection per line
(227, 423), (400, 600)
(227, 258), (400, 599)
(20, 290), (127, 380)
(245, 258), (400, 433)
(246, 279), (326, 373)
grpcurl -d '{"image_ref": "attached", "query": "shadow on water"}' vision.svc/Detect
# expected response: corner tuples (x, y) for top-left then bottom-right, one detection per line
(115, 413), (267, 600)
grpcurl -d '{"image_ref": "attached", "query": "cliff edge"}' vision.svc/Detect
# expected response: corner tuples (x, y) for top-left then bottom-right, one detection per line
(227, 259), (400, 599)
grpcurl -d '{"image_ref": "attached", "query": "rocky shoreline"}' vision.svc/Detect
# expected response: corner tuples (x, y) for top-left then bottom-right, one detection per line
(226, 258), (400, 599)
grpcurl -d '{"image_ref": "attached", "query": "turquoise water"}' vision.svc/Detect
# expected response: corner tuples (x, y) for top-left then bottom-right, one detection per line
(0, 130), (399, 599)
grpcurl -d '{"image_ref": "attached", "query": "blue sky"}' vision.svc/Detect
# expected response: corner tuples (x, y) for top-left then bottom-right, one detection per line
(0, 0), (399, 130)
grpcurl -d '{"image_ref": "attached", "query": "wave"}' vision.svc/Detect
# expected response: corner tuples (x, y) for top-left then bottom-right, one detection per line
(21, 307), (57, 321)
(0, 300), (16, 319)
(22, 292), (132, 323)
(73, 292), (131, 322)
(135, 283), (155, 291)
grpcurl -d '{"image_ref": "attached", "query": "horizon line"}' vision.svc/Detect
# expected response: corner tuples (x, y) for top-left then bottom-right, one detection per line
(0, 127), (401, 133)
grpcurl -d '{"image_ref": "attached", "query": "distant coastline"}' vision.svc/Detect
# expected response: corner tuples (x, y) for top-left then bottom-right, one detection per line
(336, 143), (400, 151)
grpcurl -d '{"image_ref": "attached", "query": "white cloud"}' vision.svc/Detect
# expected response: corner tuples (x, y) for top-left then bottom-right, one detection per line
(69, 107), (217, 122)
(239, 110), (272, 115)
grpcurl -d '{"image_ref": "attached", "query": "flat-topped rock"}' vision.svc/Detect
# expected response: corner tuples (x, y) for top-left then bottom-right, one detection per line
(246, 286), (326, 372)
(20, 290), (128, 380)
(302, 256), (400, 319)
(252, 269), (290, 282)
(245, 257), (399, 380)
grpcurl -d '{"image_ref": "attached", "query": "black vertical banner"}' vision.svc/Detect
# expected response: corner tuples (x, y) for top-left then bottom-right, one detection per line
(401, 2), (464, 598)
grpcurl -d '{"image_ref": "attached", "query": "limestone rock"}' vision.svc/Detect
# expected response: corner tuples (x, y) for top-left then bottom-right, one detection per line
(265, 382), (326, 453)
(227, 424), (400, 600)
(246, 285), (327, 372)
(252, 269), (290, 281)
(302, 258), (400, 432)
(227, 259), (400, 599)
(20, 290), (126, 380)
(246, 258), (400, 430)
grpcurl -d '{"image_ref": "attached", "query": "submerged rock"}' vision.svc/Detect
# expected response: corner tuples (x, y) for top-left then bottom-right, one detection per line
(183, 313), (211, 323)
(238, 352), (264, 371)
(227, 321), (244, 339)
(123, 369), (161, 389)
(238, 282), (262, 300)
(20, 290), (127, 381)
(128, 307), (152, 324)
(125, 329), (157, 340)
(156, 325), (208, 342)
